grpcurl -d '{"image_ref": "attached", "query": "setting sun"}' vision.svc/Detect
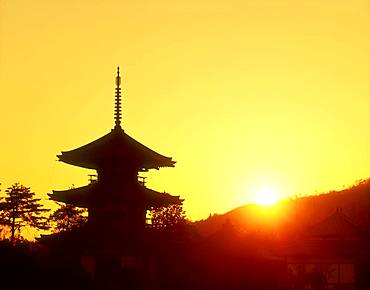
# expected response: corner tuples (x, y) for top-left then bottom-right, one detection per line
(255, 187), (279, 206)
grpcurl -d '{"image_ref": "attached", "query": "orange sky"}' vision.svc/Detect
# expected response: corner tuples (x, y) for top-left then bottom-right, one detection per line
(0, 0), (368, 220)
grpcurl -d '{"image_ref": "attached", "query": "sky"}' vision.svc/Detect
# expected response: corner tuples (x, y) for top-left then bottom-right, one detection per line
(0, 0), (368, 220)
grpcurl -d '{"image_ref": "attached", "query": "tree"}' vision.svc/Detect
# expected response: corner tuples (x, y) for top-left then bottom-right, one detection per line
(49, 203), (87, 233)
(0, 183), (49, 244)
(150, 204), (186, 230)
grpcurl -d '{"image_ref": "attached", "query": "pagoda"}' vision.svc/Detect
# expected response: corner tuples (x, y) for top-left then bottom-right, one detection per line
(44, 68), (183, 288)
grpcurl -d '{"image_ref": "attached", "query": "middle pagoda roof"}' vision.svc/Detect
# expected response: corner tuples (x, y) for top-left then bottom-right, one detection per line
(50, 183), (183, 209)
(58, 67), (175, 171)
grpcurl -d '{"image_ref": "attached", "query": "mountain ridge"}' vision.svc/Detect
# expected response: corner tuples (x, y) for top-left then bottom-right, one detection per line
(193, 178), (370, 237)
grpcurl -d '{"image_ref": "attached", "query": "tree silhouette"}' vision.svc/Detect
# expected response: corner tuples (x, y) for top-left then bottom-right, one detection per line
(0, 184), (5, 239)
(49, 203), (87, 233)
(150, 204), (186, 229)
(0, 183), (49, 244)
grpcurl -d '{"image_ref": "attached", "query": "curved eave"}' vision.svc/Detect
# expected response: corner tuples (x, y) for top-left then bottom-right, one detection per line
(57, 128), (176, 170)
(57, 155), (176, 171)
(49, 184), (96, 208)
(49, 183), (183, 209)
(144, 187), (184, 209)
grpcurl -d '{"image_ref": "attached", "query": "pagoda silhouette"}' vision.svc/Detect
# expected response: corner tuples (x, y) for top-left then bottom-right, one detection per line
(42, 68), (183, 289)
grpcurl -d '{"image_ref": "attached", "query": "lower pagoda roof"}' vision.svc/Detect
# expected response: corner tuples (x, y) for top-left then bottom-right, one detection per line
(49, 183), (183, 209)
(58, 127), (175, 170)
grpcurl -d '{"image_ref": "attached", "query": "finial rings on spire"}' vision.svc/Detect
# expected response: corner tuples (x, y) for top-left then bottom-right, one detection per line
(114, 66), (122, 129)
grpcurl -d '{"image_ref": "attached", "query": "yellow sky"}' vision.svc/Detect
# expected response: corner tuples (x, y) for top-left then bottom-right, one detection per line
(0, 0), (368, 220)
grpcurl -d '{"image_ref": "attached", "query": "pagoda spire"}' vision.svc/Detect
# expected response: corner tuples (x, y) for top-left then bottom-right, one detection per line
(114, 66), (122, 129)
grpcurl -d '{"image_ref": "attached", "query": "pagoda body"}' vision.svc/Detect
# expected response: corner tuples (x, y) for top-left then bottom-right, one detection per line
(45, 68), (182, 288)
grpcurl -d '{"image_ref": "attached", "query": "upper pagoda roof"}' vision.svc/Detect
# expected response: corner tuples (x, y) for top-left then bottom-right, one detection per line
(58, 67), (175, 170)
(58, 127), (175, 170)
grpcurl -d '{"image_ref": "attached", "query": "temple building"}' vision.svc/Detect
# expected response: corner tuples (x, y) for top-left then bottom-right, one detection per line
(42, 68), (183, 289)
(283, 209), (370, 290)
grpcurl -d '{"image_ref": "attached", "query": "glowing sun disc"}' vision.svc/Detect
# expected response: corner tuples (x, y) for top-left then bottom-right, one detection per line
(255, 187), (279, 206)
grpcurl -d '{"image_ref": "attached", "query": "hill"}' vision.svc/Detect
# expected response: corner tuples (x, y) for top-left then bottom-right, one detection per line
(194, 178), (370, 237)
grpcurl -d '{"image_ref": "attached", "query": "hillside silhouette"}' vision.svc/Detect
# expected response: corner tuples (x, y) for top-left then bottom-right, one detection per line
(1, 179), (369, 290)
(194, 178), (370, 238)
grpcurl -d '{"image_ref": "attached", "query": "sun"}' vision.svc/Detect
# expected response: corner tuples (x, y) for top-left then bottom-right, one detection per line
(255, 186), (279, 206)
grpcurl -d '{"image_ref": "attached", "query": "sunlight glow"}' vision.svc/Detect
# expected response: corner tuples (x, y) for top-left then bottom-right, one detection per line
(255, 187), (279, 206)
(0, 0), (368, 221)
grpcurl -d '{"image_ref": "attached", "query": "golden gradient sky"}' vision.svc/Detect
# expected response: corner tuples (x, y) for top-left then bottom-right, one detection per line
(0, 0), (368, 220)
